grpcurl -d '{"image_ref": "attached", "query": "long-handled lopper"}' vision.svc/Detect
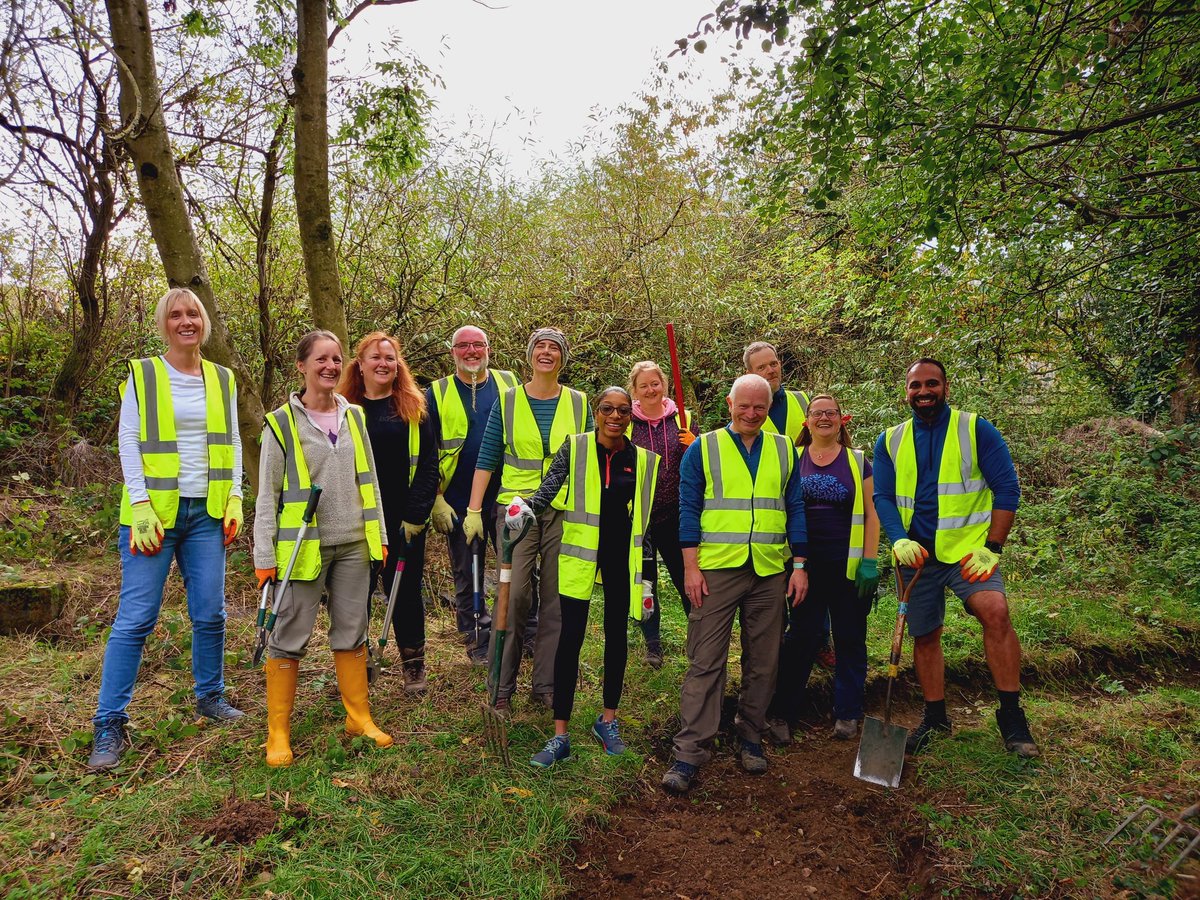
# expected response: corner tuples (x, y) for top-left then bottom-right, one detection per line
(854, 561), (923, 788)
(253, 485), (322, 665)
(367, 541), (407, 685)
(471, 537), (485, 652)
(481, 511), (533, 766)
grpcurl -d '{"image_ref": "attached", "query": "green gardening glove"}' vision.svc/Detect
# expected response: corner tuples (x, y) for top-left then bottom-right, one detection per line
(855, 558), (880, 601)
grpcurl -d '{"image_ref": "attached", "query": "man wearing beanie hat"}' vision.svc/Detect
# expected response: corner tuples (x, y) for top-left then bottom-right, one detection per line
(465, 327), (591, 712)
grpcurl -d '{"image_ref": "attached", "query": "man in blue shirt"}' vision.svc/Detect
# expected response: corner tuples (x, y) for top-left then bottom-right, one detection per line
(661, 375), (809, 795)
(873, 359), (1038, 758)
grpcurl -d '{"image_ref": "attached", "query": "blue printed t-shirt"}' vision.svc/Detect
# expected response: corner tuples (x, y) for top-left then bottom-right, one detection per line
(798, 448), (872, 562)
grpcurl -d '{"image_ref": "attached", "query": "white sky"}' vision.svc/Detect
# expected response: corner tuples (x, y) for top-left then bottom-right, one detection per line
(339, 0), (739, 176)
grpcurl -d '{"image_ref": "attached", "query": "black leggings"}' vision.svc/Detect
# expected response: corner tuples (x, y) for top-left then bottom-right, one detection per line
(637, 515), (690, 643)
(552, 537), (630, 721)
(373, 530), (427, 650)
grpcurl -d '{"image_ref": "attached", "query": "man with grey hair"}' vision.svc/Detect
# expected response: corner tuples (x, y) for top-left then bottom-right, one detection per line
(661, 374), (809, 794)
(743, 341), (812, 445)
(426, 325), (519, 664)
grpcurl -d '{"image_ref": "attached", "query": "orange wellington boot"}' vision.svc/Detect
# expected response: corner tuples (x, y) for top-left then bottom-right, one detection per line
(332, 646), (393, 748)
(264, 657), (298, 767)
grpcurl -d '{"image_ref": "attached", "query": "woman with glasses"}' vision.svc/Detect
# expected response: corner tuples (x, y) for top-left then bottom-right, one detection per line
(505, 387), (660, 768)
(768, 394), (881, 740)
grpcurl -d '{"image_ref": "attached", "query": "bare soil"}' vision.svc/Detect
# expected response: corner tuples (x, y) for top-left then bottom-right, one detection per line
(568, 704), (939, 900)
(197, 797), (279, 846)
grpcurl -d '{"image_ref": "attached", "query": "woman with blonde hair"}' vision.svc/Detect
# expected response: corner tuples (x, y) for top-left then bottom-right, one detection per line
(625, 360), (697, 668)
(767, 393), (881, 742)
(254, 330), (392, 766)
(89, 288), (244, 771)
(340, 331), (439, 693)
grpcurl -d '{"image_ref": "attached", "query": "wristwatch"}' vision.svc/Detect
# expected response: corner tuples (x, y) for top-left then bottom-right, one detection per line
(792, 559), (807, 570)
(984, 540), (1004, 554)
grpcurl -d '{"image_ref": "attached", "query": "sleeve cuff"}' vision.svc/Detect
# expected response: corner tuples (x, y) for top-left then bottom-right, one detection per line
(789, 542), (808, 558)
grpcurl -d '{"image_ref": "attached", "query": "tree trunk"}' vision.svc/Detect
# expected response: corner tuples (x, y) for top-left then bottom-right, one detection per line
(293, 0), (349, 348)
(103, 0), (264, 493)
(257, 112), (290, 403)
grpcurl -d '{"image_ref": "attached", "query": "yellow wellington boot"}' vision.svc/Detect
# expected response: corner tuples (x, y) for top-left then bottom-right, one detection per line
(264, 657), (298, 767)
(333, 646), (393, 748)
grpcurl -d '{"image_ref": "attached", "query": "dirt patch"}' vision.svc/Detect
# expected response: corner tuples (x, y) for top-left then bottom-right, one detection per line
(568, 710), (937, 899)
(197, 797), (279, 846)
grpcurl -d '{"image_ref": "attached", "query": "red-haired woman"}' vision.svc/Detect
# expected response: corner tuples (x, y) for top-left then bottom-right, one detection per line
(341, 331), (439, 693)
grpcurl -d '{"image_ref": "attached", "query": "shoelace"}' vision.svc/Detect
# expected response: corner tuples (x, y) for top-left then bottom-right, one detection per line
(94, 726), (123, 752)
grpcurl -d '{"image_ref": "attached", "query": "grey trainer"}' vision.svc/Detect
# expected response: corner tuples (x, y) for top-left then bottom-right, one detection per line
(88, 719), (129, 770)
(196, 694), (246, 722)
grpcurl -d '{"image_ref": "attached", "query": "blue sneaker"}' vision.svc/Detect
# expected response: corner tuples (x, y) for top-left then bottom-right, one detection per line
(591, 715), (627, 755)
(196, 694), (245, 722)
(661, 760), (697, 795)
(87, 718), (129, 771)
(530, 734), (571, 769)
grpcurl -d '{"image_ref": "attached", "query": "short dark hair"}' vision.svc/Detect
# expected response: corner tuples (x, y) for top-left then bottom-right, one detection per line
(906, 357), (947, 380)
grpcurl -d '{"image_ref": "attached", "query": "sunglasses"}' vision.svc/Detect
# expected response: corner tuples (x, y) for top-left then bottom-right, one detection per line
(597, 403), (632, 417)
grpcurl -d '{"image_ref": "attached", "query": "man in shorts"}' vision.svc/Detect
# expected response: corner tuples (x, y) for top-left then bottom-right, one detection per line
(872, 359), (1039, 758)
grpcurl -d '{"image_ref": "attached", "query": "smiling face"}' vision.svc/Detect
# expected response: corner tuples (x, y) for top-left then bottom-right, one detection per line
(298, 338), (343, 396)
(530, 339), (563, 376)
(595, 390), (632, 443)
(745, 347), (782, 393)
(726, 376), (772, 437)
(906, 362), (948, 419)
(805, 396), (842, 441)
(163, 296), (206, 353)
(360, 338), (398, 395)
(452, 326), (490, 377)
(631, 367), (665, 406)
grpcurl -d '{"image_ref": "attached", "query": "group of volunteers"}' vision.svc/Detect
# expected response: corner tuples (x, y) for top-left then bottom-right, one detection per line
(87, 287), (1041, 793)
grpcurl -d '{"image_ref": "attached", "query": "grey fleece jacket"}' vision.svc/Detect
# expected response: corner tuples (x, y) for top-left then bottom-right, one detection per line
(253, 392), (388, 569)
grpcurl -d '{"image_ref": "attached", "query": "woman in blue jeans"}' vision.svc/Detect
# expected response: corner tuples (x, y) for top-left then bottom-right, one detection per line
(768, 393), (880, 742)
(89, 288), (245, 771)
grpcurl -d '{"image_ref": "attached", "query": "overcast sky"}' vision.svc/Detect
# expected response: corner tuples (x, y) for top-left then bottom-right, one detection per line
(340, 0), (738, 176)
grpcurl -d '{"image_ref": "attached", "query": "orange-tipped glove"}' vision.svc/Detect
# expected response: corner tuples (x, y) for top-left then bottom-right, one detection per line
(678, 429), (696, 447)
(960, 546), (1000, 583)
(891, 538), (928, 568)
(129, 501), (164, 555)
(381, 545), (388, 567)
(222, 495), (243, 546)
(255, 567), (276, 588)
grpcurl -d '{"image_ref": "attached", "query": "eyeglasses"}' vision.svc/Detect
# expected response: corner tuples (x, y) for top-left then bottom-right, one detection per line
(809, 409), (842, 419)
(453, 341), (487, 351)
(597, 404), (632, 417)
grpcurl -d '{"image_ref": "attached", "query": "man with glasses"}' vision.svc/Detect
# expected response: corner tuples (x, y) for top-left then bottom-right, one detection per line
(427, 326), (519, 663)
(661, 374), (809, 795)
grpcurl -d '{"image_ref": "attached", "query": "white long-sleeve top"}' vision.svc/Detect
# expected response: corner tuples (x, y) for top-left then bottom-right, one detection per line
(119, 358), (244, 503)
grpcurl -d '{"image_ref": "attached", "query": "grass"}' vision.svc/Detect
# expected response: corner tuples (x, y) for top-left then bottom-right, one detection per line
(0, 544), (1197, 897)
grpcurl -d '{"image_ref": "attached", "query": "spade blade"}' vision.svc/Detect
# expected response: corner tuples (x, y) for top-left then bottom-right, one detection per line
(854, 715), (908, 788)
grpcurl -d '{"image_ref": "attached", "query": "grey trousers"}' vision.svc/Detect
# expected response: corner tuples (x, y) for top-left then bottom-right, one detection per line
(672, 565), (786, 766)
(488, 507), (562, 700)
(268, 540), (371, 660)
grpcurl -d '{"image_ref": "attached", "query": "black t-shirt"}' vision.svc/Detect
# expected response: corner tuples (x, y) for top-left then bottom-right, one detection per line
(361, 397), (438, 540)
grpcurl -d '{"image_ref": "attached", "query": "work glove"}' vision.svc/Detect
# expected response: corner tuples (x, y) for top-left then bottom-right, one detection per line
(402, 521), (425, 542)
(678, 429), (696, 447)
(129, 501), (164, 555)
(855, 558), (880, 602)
(430, 495), (458, 535)
(222, 495), (243, 546)
(463, 507), (485, 544)
(892, 538), (929, 568)
(381, 545), (388, 568)
(255, 567), (276, 589)
(960, 546), (1000, 583)
(505, 496), (535, 531)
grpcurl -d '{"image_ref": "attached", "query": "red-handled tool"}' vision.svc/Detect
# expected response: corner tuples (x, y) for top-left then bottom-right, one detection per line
(665, 323), (687, 425)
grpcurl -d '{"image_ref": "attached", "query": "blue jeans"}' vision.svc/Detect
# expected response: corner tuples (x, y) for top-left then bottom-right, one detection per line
(94, 497), (228, 724)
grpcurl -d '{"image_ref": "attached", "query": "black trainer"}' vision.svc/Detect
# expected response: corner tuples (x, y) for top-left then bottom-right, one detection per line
(995, 707), (1040, 758)
(905, 717), (951, 755)
(88, 718), (129, 770)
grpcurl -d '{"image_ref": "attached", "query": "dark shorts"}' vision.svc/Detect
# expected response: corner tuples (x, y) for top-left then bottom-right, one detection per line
(901, 558), (1005, 638)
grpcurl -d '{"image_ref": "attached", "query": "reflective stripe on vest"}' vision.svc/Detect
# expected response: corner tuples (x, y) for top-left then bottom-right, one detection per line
(265, 402), (383, 580)
(497, 385), (587, 504)
(553, 433), (660, 619)
(431, 369), (518, 490)
(118, 356), (236, 529)
(761, 389), (811, 445)
(698, 429), (793, 575)
(799, 445), (866, 579)
(885, 408), (992, 564)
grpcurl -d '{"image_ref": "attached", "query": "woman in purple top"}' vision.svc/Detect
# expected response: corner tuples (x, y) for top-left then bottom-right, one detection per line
(768, 393), (881, 742)
(626, 361), (697, 669)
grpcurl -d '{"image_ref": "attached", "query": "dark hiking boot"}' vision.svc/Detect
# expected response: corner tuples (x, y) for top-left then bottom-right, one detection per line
(905, 717), (951, 755)
(661, 760), (698, 795)
(996, 707), (1040, 758)
(739, 740), (768, 774)
(400, 647), (428, 696)
(643, 641), (664, 670)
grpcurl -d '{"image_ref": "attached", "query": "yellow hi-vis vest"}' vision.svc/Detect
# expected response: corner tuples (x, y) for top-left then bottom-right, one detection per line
(884, 408), (993, 564)
(431, 369), (518, 491)
(761, 389), (811, 445)
(552, 434), (660, 619)
(265, 402), (383, 580)
(698, 428), (794, 575)
(497, 385), (587, 505)
(798, 445), (867, 580)
(118, 356), (236, 529)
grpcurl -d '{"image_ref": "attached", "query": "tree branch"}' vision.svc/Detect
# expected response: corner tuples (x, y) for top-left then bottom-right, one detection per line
(327, 0), (420, 48)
